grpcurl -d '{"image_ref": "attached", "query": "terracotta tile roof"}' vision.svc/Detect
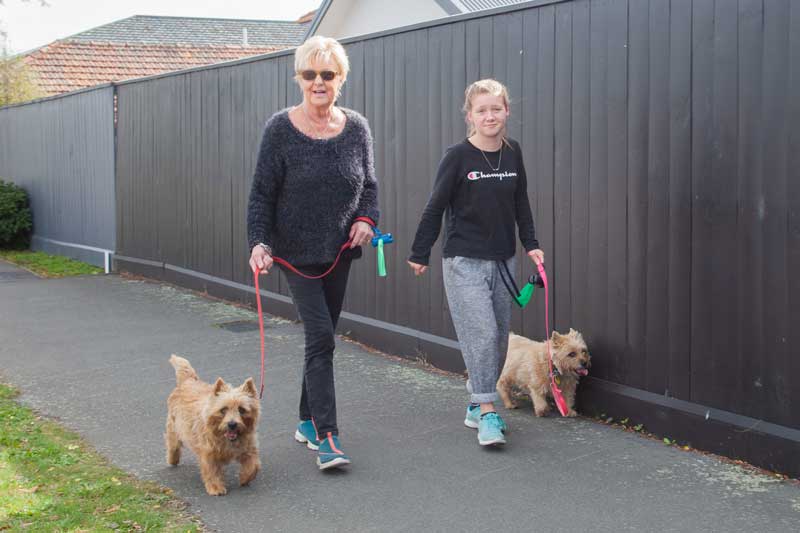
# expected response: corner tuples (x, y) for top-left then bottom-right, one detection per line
(297, 10), (317, 24)
(24, 41), (282, 96)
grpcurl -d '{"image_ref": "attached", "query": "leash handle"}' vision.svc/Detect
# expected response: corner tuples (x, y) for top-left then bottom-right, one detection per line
(377, 239), (386, 277)
(254, 270), (265, 400)
(537, 262), (569, 417)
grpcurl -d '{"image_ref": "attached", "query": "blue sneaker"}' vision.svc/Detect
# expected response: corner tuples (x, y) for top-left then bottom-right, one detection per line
(317, 433), (351, 470)
(464, 405), (507, 432)
(478, 412), (507, 446)
(294, 419), (320, 450)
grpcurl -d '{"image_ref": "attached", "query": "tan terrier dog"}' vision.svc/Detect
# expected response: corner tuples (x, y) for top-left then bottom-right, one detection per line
(497, 329), (590, 417)
(165, 355), (261, 496)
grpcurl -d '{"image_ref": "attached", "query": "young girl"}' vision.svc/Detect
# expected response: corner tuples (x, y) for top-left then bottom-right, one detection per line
(407, 79), (544, 446)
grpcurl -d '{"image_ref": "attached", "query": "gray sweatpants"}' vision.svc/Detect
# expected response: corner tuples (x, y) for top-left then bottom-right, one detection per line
(443, 256), (516, 404)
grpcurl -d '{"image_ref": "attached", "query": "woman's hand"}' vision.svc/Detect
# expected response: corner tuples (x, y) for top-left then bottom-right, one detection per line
(527, 249), (545, 266)
(407, 260), (428, 277)
(349, 221), (374, 248)
(249, 245), (273, 274)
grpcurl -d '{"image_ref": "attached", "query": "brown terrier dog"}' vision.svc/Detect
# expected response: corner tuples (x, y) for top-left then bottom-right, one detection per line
(165, 355), (261, 496)
(497, 329), (590, 417)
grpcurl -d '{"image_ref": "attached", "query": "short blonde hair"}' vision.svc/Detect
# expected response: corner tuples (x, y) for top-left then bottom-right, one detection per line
(294, 36), (350, 82)
(463, 79), (511, 137)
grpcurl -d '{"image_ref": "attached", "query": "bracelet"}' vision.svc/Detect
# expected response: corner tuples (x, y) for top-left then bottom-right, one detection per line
(257, 243), (272, 256)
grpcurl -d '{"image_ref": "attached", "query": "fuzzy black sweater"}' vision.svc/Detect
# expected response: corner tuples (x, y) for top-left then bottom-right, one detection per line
(247, 107), (380, 266)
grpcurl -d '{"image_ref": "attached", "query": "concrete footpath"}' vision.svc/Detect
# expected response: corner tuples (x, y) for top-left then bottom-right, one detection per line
(1, 260), (798, 532)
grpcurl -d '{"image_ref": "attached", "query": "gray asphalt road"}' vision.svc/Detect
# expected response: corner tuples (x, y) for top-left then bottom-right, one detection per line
(1, 261), (798, 532)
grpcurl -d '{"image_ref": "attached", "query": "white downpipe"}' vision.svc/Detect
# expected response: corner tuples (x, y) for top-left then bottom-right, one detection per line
(32, 235), (114, 274)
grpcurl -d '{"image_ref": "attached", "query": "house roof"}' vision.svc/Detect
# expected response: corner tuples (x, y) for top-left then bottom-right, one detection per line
(22, 14), (310, 96)
(69, 15), (308, 47)
(443, 0), (531, 12)
(24, 41), (281, 96)
(306, 0), (532, 39)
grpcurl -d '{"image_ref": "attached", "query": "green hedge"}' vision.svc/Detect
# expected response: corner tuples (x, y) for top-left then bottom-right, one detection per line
(0, 179), (33, 249)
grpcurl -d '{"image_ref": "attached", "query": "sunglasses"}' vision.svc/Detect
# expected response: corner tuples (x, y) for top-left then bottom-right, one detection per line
(299, 70), (338, 82)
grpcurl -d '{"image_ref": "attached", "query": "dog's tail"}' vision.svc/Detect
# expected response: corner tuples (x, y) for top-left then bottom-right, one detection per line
(169, 354), (198, 385)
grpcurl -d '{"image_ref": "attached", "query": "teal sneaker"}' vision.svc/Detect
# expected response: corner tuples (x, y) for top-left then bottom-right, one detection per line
(294, 419), (320, 450)
(464, 405), (507, 432)
(464, 404), (481, 429)
(478, 412), (507, 446)
(317, 433), (351, 470)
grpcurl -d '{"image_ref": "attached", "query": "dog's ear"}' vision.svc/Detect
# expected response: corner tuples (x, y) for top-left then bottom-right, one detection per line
(213, 377), (228, 395)
(551, 331), (564, 346)
(240, 378), (257, 398)
(568, 328), (577, 336)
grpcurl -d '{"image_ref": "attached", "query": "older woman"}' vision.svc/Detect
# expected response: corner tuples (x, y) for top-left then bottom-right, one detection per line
(247, 36), (379, 470)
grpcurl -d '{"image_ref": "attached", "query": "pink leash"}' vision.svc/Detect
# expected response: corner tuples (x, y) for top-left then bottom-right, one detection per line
(537, 262), (569, 417)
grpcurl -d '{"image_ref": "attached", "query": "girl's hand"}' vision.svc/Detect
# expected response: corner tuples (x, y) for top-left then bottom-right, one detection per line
(250, 245), (273, 274)
(349, 221), (374, 248)
(527, 249), (544, 266)
(407, 260), (428, 277)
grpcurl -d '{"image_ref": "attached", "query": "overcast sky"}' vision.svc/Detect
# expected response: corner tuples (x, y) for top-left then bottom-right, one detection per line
(1, 0), (322, 53)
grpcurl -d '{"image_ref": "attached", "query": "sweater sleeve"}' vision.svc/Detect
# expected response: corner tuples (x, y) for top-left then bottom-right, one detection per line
(408, 147), (460, 265)
(513, 142), (540, 252)
(247, 117), (284, 252)
(354, 120), (380, 226)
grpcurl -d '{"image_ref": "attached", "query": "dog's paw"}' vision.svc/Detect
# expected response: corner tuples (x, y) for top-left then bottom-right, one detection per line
(239, 465), (260, 486)
(534, 407), (550, 417)
(205, 484), (228, 496)
(566, 409), (578, 417)
(502, 400), (519, 409)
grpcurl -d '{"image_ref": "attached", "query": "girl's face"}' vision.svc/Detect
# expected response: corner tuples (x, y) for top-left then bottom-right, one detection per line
(467, 93), (509, 139)
(298, 56), (342, 109)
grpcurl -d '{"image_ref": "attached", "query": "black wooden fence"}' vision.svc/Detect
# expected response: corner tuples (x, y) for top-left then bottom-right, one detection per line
(0, 85), (116, 269)
(3, 0), (799, 475)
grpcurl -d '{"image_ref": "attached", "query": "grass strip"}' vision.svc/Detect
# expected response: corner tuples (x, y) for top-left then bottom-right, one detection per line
(0, 383), (202, 532)
(0, 250), (103, 278)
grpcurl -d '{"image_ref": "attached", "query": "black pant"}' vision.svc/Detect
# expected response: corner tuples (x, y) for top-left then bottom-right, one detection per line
(282, 258), (352, 437)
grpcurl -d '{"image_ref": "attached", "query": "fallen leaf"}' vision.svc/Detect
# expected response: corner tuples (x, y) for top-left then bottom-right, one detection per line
(104, 505), (121, 514)
(17, 485), (38, 493)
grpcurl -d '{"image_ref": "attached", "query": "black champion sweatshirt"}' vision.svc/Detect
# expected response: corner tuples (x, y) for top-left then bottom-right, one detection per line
(409, 138), (539, 266)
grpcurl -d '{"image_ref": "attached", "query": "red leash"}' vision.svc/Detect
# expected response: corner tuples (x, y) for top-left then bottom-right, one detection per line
(252, 239), (354, 399)
(270, 241), (352, 279)
(537, 262), (569, 417)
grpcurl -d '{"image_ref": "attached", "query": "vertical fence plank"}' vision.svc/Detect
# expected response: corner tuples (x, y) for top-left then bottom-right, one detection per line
(667, 0), (693, 401)
(690, 0), (714, 405)
(606, 0), (629, 384)
(761, 0), (791, 425)
(569, 0), (591, 338)
(644, 0), (670, 395)
(627, 0), (649, 389)
(737, 0), (765, 417)
(587, 0), (611, 377)
(553, 2), (573, 331)
(787, 0), (800, 429)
